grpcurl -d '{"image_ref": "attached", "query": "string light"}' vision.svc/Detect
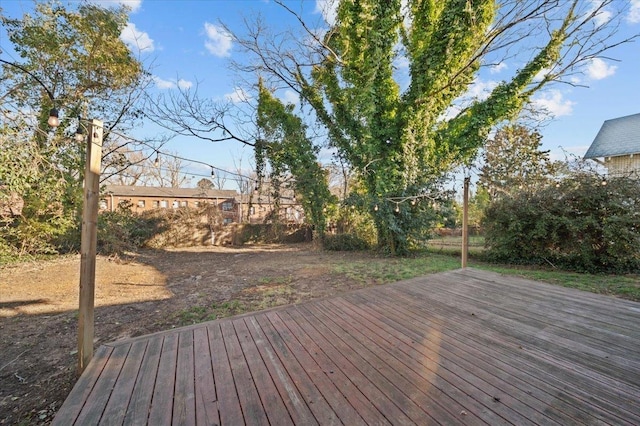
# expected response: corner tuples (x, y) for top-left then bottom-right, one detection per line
(47, 108), (60, 128)
(106, 128), (264, 184)
(74, 121), (85, 142)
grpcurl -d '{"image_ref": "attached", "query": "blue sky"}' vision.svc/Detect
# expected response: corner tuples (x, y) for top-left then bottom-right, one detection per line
(2, 0), (640, 188)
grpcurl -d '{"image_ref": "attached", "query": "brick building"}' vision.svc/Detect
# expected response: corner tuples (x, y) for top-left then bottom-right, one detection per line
(102, 185), (240, 224)
(102, 185), (305, 225)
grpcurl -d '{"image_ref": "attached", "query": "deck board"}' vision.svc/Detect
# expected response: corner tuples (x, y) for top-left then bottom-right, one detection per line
(53, 268), (640, 425)
(345, 290), (624, 425)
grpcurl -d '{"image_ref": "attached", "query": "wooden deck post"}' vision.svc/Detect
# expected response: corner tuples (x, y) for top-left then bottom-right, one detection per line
(78, 119), (103, 374)
(462, 176), (470, 268)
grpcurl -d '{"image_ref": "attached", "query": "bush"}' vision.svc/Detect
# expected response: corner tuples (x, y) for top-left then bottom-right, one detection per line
(97, 207), (165, 255)
(233, 223), (312, 245)
(323, 233), (371, 251)
(482, 173), (640, 273)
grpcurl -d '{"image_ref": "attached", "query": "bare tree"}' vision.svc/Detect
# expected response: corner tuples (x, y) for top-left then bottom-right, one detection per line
(144, 82), (257, 148)
(149, 151), (190, 188)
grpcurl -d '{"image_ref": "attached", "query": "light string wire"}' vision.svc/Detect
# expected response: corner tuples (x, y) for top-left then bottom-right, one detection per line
(74, 118), (262, 184)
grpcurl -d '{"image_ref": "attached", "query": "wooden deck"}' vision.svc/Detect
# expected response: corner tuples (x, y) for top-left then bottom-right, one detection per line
(53, 268), (640, 425)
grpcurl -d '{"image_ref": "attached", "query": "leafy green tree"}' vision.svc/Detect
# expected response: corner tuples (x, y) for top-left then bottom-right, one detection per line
(467, 185), (491, 230)
(230, 0), (632, 254)
(479, 124), (559, 199)
(0, 0), (151, 255)
(256, 80), (335, 235)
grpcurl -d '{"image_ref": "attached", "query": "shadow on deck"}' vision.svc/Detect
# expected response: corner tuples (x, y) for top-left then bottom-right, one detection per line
(53, 268), (640, 425)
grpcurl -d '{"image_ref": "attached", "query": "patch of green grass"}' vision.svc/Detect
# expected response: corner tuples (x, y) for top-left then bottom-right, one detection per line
(473, 263), (640, 301)
(333, 252), (461, 286)
(333, 249), (640, 302)
(426, 236), (485, 256)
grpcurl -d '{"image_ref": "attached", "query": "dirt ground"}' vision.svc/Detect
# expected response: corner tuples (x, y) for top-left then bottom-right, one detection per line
(0, 244), (378, 425)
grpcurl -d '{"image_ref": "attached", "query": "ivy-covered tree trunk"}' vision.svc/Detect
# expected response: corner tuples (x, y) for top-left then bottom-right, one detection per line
(256, 80), (335, 239)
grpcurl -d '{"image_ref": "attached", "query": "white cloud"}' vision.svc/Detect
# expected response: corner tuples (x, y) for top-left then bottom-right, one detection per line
(588, 0), (612, 26)
(281, 89), (299, 105)
(569, 75), (583, 85)
(224, 87), (250, 103)
(400, 0), (412, 29)
(586, 57), (617, 80)
(532, 90), (575, 117)
(441, 105), (462, 121)
(153, 76), (175, 90)
(177, 79), (193, 90)
(89, 0), (142, 12)
(153, 76), (194, 90)
(120, 22), (154, 53)
(315, 0), (338, 26)
(628, 0), (640, 23)
(489, 62), (507, 74)
(466, 78), (498, 101)
(204, 23), (233, 57)
(533, 67), (551, 82)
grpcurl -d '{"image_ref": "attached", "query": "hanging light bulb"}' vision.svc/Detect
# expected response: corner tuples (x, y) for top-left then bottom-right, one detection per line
(601, 179), (607, 186)
(411, 199), (416, 206)
(48, 108), (59, 127)
(75, 122), (85, 142)
(394, 204), (400, 213)
(211, 167), (215, 178)
(374, 204), (378, 212)
(154, 153), (160, 166)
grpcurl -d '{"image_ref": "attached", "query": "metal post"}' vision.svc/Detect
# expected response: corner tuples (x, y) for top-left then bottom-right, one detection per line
(78, 119), (103, 374)
(462, 176), (470, 268)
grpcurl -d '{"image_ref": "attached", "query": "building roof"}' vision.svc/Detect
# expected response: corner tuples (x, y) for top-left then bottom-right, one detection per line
(104, 185), (238, 199)
(584, 112), (640, 159)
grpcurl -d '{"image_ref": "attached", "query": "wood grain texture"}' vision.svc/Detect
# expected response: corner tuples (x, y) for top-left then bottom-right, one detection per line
(53, 269), (640, 425)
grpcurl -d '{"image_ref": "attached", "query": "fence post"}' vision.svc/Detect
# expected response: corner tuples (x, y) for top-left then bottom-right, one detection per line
(78, 119), (103, 374)
(462, 176), (470, 268)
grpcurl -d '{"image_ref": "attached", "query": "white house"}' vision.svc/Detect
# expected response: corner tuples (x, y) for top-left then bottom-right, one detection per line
(584, 112), (640, 178)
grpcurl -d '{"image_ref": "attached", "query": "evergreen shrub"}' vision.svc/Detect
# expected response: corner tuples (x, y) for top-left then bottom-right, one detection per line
(482, 173), (640, 273)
